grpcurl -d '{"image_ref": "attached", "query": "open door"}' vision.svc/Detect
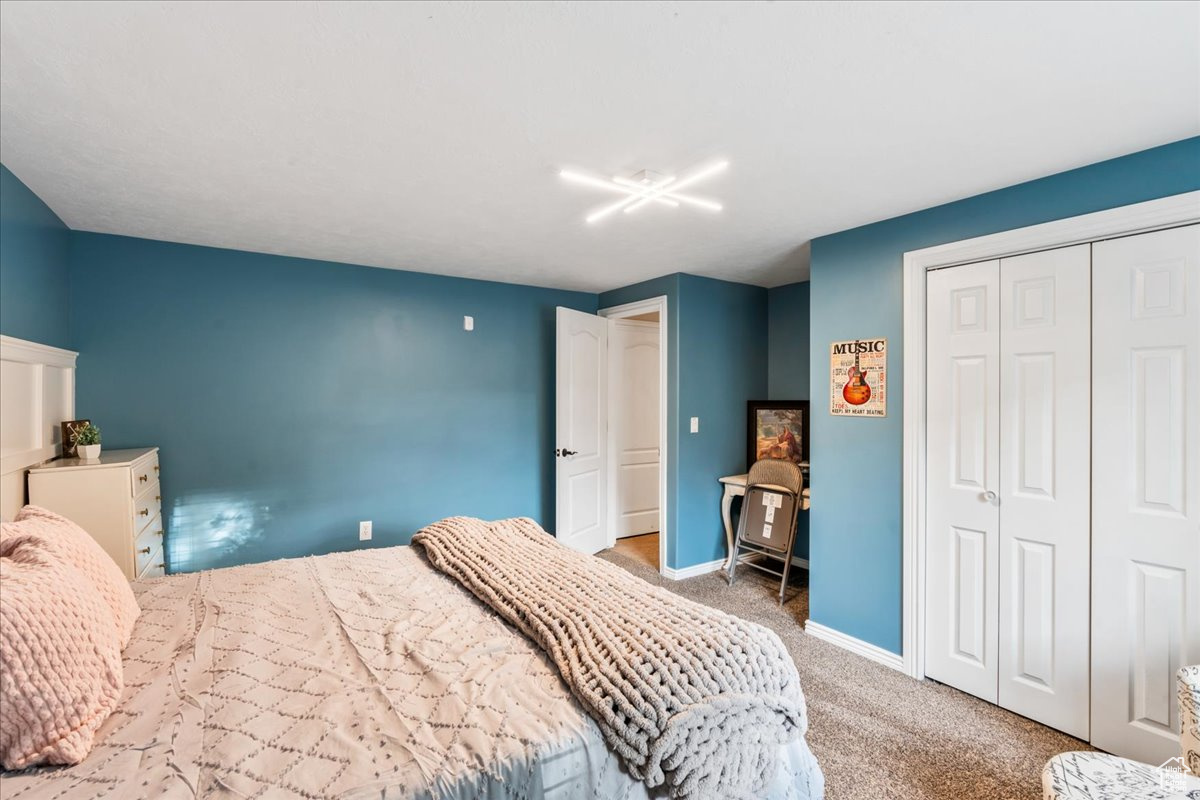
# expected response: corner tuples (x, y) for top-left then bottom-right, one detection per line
(555, 307), (608, 554)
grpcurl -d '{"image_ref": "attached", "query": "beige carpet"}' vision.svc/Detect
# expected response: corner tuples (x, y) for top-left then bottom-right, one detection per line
(597, 549), (1093, 800)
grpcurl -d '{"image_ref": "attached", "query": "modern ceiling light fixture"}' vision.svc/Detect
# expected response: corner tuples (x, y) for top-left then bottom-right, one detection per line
(559, 160), (728, 224)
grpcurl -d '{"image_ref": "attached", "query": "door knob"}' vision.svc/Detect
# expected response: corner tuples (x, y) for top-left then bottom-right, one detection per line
(984, 490), (998, 502)
(558, 448), (579, 457)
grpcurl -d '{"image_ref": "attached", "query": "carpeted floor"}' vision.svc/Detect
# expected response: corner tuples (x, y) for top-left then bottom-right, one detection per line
(596, 549), (1093, 800)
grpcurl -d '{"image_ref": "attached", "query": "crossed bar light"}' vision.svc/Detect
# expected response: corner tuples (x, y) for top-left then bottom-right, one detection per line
(559, 160), (728, 223)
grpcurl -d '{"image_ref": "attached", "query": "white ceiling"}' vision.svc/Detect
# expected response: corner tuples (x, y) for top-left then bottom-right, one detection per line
(1, 1), (1197, 292)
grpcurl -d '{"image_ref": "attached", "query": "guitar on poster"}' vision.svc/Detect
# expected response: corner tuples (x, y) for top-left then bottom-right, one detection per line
(830, 338), (887, 417)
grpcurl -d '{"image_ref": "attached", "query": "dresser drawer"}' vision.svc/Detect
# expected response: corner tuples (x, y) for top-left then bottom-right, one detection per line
(135, 514), (164, 558)
(136, 543), (164, 579)
(132, 482), (162, 533)
(130, 453), (160, 496)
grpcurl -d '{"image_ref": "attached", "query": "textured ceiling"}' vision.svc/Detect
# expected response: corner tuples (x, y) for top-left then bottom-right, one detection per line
(1, 1), (1197, 292)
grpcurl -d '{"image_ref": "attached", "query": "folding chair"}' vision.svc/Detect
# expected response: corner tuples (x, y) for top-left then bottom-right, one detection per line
(726, 458), (803, 604)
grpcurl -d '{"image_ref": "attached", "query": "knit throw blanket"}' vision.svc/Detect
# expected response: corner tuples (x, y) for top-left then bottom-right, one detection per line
(411, 517), (809, 799)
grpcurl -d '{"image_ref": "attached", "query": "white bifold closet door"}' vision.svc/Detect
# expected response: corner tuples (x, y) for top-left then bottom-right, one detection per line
(1091, 224), (1200, 765)
(996, 244), (1091, 739)
(926, 245), (1091, 738)
(926, 259), (1002, 703)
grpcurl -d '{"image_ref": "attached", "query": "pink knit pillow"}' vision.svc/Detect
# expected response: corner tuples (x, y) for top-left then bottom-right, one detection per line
(9, 506), (140, 646)
(0, 534), (124, 769)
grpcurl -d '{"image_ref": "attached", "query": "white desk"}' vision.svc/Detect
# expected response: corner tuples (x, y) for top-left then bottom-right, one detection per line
(720, 463), (809, 569)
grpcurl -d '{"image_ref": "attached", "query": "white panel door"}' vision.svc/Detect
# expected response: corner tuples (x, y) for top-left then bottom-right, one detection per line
(611, 320), (660, 538)
(997, 245), (1091, 738)
(555, 307), (609, 555)
(926, 260), (1001, 702)
(1092, 224), (1200, 764)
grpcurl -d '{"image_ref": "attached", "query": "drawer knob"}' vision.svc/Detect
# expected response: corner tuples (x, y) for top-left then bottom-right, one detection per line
(154, 465), (160, 472)
(138, 509), (149, 516)
(156, 563), (164, 569)
(139, 474), (148, 483)
(138, 547), (151, 555)
(155, 529), (164, 536)
(155, 495), (161, 501)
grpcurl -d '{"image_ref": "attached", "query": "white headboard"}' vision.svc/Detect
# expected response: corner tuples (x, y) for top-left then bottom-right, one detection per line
(0, 335), (78, 521)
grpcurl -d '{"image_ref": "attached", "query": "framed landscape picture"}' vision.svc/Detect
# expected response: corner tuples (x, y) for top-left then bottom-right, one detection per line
(747, 401), (809, 469)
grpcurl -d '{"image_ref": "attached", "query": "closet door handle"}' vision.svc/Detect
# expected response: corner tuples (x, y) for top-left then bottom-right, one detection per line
(983, 490), (998, 503)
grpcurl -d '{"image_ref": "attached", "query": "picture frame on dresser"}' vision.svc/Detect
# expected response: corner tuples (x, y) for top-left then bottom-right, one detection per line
(60, 419), (91, 458)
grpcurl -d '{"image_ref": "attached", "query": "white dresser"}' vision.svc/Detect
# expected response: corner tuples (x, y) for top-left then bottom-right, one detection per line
(28, 447), (166, 580)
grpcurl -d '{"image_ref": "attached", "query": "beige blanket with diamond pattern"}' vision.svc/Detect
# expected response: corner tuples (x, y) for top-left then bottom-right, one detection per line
(412, 516), (809, 800)
(1, 540), (822, 800)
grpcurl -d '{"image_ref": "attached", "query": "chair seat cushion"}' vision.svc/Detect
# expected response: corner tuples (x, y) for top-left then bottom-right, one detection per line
(1042, 752), (1200, 799)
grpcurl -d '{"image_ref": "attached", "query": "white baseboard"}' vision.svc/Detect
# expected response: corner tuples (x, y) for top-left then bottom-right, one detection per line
(662, 558), (725, 580)
(804, 620), (905, 673)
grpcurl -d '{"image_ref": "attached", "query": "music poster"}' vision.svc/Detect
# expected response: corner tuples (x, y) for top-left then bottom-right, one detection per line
(830, 338), (887, 417)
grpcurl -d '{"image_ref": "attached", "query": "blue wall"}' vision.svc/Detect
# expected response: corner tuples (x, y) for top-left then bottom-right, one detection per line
(808, 136), (1200, 654)
(675, 275), (768, 567)
(766, 280), (811, 560)
(601, 274), (767, 570)
(0, 165), (71, 349)
(69, 233), (595, 572)
(767, 281), (810, 400)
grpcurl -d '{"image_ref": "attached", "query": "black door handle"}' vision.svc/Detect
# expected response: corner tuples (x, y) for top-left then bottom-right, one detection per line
(557, 448), (579, 457)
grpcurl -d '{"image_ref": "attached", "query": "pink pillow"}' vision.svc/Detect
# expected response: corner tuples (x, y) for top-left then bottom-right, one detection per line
(8, 506), (140, 646)
(0, 533), (124, 769)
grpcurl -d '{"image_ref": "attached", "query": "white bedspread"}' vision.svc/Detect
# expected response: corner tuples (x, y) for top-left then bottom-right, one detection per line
(0, 546), (823, 799)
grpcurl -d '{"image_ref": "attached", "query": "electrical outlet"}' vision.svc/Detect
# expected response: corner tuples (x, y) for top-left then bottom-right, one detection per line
(690, 416), (699, 433)
(463, 315), (474, 331)
(359, 520), (372, 541)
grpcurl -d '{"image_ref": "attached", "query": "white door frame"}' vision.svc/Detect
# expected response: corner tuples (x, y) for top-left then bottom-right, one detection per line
(901, 191), (1200, 680)
(599, 295), (669, 576)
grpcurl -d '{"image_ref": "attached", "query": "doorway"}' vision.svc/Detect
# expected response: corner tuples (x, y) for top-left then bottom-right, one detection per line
(601, 297), (668, 574)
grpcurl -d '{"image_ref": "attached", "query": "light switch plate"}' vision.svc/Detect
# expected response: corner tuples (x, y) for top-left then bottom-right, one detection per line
(690, 416), (699, 433)
(463, 315), (474, 331)
(359, 521), (372, 541)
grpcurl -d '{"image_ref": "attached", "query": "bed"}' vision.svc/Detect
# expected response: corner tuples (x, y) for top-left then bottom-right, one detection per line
(1, 536), (823, 799)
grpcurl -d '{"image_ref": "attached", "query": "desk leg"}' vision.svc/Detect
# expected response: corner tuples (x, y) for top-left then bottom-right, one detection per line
(721, 486), (735, 570)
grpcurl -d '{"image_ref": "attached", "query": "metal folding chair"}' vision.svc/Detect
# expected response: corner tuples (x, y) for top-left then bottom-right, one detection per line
(726, 458), (803, 604)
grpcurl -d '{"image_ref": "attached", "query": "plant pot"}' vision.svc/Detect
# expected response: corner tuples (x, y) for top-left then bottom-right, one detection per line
(78, 444), (102, 460)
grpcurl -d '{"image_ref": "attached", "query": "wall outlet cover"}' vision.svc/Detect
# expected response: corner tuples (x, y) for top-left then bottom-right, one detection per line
(690, 416), (699, 433)
(359, 520), (372, 541)
(463, 315), (474, 331)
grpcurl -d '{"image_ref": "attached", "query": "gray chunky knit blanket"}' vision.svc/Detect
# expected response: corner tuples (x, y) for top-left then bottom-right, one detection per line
(412, 516), (809, 799)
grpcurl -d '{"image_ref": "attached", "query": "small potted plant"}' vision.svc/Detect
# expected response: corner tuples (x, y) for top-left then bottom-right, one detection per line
(75, 423), (102, 460)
